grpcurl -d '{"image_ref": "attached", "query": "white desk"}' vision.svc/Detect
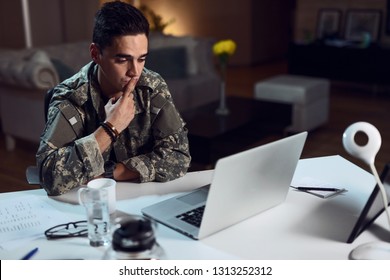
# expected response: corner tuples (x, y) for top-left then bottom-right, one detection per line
(0, 155), (388, 260)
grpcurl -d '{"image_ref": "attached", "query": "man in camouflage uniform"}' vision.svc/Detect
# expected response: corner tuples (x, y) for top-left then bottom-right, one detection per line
(36, 1), (191, 196)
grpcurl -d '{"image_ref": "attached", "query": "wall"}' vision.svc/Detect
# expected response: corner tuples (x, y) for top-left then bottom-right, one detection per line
(142, 0), (253, 65)
(29, 0), (63, 46)
(141, 0), (294, 65)
(251, 0), (295, 64)
(0, 0), (99, 49)
(4, 1), (388, 64)
(59, 0), (98, 43)
(0, 0), (293, 65)
(0, 0), (25, 48)
(294, 0), (389, 44)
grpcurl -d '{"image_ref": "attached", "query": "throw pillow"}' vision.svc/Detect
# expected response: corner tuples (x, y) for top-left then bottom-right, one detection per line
(50, 58), (75, 82)
(145, 46), (188, 79)
(149, 34), (198, 75)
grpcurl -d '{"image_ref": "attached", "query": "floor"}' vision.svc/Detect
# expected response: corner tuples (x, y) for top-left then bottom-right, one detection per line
(1, 59), (390, 193)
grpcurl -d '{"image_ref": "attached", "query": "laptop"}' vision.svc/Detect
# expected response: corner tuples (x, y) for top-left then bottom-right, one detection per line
(142, 131), (307, 240)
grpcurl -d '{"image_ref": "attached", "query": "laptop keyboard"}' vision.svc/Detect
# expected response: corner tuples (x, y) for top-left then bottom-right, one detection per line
(176, 205), (205, 227)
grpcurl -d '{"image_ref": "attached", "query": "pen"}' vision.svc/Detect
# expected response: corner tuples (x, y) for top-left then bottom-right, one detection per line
(21, 247), (38, 260)
(291, 186), (341, 192)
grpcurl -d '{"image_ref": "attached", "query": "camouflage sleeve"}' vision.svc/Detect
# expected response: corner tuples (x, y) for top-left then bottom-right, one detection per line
(123, 97), (191, 182)
(36, 102), (104, 195)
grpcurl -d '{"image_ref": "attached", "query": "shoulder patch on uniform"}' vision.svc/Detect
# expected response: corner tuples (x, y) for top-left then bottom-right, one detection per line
(58, 101), (83, 136)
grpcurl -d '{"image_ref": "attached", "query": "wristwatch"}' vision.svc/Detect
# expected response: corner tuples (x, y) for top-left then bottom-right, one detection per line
(104, 160), (116, 179)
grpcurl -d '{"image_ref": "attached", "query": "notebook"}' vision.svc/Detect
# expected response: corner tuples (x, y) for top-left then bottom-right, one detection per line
(142, 132), (307, 240)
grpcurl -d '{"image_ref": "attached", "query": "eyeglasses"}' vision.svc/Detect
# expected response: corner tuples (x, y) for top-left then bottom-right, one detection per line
(44, 220), (88, 239)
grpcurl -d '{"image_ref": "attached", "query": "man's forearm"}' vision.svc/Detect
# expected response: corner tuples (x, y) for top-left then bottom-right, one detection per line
(94, 125), (115, 154)
(113, 162), (140, 181)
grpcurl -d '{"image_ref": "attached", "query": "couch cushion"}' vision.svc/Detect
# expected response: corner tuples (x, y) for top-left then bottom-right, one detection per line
(146, 46), (187, 79)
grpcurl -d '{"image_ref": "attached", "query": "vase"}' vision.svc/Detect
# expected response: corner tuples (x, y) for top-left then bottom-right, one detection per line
(216, 80), (229, 115)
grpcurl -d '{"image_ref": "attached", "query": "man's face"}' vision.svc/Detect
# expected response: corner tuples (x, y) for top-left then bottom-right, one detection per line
(91, 34), (148, 98)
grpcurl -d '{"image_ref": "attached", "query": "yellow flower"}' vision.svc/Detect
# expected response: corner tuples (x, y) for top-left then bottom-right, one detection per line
(212, 39), (237, 57)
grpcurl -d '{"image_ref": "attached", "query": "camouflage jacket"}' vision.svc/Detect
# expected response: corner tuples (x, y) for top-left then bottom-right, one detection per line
(36, 62), (191, 196)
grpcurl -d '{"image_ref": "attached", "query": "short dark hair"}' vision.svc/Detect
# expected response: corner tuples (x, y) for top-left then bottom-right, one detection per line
(92, 1), (149, 51)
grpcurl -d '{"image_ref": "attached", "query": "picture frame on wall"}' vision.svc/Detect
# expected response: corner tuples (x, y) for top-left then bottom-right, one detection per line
(345, 9), (382, 42)
(316, 9), (342, 40)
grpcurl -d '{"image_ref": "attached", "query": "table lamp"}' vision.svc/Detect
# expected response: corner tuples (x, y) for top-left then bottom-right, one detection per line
(342, 122), (390, 259)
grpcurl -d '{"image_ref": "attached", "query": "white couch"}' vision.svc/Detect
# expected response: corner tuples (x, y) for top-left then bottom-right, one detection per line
(0, 34), (221, 150)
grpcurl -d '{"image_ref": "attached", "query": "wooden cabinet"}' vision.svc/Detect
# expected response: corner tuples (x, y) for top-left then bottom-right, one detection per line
(288, 43), (390, 85)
